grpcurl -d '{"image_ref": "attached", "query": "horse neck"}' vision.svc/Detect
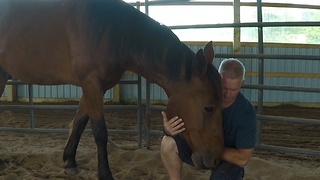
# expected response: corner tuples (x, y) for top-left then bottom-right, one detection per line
(126, 60), (177, 96)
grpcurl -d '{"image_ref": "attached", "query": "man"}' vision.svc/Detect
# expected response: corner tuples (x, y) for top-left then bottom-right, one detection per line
(160, 58), (256, 180)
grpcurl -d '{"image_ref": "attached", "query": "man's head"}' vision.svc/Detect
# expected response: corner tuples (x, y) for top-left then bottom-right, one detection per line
(218, 58), (245, 107)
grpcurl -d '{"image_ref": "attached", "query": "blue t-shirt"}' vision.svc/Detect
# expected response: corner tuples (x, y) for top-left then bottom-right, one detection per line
(222, 92), (256, 149)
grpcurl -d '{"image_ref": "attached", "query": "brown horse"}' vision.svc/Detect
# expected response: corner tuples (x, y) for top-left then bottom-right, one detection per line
(0, 0), (224, 179)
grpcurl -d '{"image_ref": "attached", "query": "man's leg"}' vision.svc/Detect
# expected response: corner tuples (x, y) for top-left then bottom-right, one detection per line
(210, 161), (244, 180)
(160, 135), (183, 180)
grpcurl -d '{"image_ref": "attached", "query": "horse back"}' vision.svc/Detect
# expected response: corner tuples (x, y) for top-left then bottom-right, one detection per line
(0, 0), (187, 87)
(0, 0), (78, 84)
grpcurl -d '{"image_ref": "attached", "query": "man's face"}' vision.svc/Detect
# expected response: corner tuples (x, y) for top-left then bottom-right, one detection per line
(221, 75), (243, 107)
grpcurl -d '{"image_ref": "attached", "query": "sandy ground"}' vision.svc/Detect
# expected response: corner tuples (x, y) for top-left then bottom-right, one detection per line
(0, 102), (320, 180)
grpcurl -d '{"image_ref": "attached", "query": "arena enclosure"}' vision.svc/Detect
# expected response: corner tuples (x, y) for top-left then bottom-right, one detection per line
(0, 0), (320, 157)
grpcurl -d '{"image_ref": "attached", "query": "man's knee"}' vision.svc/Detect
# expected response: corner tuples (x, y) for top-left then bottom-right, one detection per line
(161, 135), (178, 153)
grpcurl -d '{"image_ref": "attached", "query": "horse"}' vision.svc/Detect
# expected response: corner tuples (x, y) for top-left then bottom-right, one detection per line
(0, 0), (224, 179)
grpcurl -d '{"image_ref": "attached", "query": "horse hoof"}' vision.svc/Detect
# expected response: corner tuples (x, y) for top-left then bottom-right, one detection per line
(0, 162), (8, 170)
(64, 167), (81, 175)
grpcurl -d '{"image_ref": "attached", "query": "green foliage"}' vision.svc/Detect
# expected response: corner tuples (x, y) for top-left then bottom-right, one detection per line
(263, 8), (320, 44)
(241, 8), (320, 44)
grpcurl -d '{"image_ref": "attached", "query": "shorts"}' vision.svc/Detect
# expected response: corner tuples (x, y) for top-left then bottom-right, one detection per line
(172, 134), (244, 180)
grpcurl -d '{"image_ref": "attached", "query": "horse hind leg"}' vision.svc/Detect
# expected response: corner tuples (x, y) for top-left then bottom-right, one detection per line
(63, 95), (89, 175)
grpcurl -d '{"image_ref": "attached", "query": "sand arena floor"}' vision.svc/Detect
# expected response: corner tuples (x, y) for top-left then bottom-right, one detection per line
(0, 101), (320, 180)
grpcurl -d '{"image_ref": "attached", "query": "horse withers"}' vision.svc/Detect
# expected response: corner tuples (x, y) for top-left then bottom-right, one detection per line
(0, 0), (223, 179)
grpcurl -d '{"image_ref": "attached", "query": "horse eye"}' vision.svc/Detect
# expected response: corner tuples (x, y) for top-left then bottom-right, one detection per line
(204, 106), (213, 112)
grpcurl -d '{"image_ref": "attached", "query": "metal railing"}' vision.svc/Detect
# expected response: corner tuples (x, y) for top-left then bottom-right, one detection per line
(143, 0), (320, 157)
(0, 77), (143, 148)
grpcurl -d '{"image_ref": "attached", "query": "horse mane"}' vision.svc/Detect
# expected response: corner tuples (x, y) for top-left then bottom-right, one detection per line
(84, 0), (194, 81)
(207, 64), (222, 101)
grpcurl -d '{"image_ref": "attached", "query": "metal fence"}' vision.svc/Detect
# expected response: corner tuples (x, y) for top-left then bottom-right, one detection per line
(143, 0), (320, 156)
(0, 0), (320, 157)
(0, 77), (143, 148)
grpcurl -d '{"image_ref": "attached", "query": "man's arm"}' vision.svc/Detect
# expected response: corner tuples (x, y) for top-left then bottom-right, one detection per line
(222, 147), (254, 167)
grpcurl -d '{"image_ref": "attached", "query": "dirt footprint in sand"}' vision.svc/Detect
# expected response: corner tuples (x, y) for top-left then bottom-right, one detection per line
(18, 154), (50, 170)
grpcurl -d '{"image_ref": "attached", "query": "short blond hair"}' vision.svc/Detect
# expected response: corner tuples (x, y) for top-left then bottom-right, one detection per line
(218, 58), (245, 81)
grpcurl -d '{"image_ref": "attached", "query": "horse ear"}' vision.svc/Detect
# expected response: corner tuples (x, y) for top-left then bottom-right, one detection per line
(192, 49), (208, 77)
(192, 41), (214, 77)
(203, 41), (215, 64)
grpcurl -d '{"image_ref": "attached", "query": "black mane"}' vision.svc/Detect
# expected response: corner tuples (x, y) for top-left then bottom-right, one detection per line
(207, 64), (222, 102)
(85, 0), (194, 81)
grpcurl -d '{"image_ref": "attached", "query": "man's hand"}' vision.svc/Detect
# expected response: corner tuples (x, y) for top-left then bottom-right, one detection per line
(162, 111), (185, 136)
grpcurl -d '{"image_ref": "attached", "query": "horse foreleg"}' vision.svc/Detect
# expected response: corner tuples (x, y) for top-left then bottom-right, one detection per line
(82, 81), (113, 180)
(63, 95), (89, 175)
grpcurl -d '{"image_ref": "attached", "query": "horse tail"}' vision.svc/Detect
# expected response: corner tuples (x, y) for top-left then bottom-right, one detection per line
(0, 66), (11, 97)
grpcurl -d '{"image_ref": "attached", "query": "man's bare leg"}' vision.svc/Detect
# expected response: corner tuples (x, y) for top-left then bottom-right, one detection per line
(160, 136), (183, 180)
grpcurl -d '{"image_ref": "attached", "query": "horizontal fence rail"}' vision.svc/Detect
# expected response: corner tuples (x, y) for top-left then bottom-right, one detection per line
(132, 1), (320, 10)
(256, 144), (320, 157)
(215, 53), (320, 61)
(257, 115), (320, 125)
(169, 22), (320, 30)
(242, 84), (320, 93)
(0, 104), (139, 110)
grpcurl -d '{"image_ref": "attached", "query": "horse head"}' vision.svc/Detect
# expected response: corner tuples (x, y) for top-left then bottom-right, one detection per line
(165, 41), (224, 169)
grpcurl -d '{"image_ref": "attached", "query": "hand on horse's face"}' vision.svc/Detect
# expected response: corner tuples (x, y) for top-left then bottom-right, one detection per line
(162, 111), (185, 136)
